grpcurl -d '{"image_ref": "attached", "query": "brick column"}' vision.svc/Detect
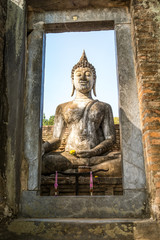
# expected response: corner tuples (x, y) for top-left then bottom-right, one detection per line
(131, 0), (160, 219)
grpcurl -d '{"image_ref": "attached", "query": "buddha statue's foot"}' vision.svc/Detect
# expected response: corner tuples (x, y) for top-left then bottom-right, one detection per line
(42, 152), (89, 174)
(91, 159), (121, 177)
(88, 151), (122, 177)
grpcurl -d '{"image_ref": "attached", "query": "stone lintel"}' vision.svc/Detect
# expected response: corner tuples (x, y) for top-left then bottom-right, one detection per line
(27, 0), (130, 12)
(28, 8), (131, 31)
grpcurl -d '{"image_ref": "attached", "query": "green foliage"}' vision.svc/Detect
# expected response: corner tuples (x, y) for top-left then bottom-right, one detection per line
(114, 117), (119, 124)
(43, 113), (48, 126)
(48, 115), (55, 125)
(43, 114), (55, 126)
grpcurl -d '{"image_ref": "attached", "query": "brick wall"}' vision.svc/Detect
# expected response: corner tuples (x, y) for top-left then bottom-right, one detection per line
(42, 125), (54, 142)
(131, 0), (160, 219)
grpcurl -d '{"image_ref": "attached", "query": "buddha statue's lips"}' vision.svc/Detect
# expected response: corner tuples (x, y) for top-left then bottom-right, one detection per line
(79, 81), (87, 84)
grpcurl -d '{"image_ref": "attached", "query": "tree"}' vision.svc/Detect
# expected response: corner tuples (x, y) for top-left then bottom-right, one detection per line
(48, 115), (55, 125)
(43, 113), (49, 126)
(43, 114), (55, 126)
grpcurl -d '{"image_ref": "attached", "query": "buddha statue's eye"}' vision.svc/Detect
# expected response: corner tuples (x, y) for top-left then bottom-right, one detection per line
(85, 72), (91, 77)
(76, 72), (82, 77)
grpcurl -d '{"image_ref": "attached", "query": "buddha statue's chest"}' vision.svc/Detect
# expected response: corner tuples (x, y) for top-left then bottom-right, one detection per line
(63, 106), (85, 123)
(63, 102), (104, 126)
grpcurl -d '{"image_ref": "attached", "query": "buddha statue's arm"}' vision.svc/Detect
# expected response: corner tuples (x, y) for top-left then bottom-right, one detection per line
(42, 138), (61, 154)
(76, 104), (115, 158)
(42, 105), (65, 154)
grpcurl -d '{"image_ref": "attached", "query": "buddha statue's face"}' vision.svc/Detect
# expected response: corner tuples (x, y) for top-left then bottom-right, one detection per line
(73, 67), (94, 94)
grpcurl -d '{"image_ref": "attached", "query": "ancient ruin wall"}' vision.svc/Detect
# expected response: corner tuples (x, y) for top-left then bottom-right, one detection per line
(0, 0), (26, 222)
(131, 0), (160, 219)
(0, 0), (7, 221)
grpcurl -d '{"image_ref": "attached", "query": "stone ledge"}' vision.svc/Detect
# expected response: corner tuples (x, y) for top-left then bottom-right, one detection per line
(1, 218), (159, 240)
(20, 190), (148, 218)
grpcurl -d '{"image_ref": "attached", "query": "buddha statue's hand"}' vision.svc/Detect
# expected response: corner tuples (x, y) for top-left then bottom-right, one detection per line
(76, 139), (113, 158)
(76, 149), (95, 158)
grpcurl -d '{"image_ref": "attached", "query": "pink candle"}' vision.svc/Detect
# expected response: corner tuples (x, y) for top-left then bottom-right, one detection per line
(54, 171), (58, 195)
(90, 171), (93, 195)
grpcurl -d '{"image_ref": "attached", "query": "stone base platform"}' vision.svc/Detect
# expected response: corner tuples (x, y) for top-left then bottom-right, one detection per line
(41, 176), (123, 196)
(1, 218), (160, 240)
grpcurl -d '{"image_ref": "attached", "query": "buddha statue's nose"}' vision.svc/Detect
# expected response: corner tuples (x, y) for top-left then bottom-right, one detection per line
(82, 73), (86, 81)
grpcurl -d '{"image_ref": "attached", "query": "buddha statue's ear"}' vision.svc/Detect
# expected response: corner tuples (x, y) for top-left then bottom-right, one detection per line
(71, 84), (75, 97)
(93, 83), (97, 97)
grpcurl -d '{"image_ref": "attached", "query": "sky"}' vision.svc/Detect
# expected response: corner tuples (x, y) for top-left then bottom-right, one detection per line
(44, 30), (119, 119)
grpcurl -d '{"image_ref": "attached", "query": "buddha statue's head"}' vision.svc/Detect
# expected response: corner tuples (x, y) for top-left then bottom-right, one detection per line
(71, 51), (96, 97)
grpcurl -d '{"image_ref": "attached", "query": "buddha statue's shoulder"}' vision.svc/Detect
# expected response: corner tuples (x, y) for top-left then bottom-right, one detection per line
(92, 100), (112, 111)
(55, 101), (74, 114)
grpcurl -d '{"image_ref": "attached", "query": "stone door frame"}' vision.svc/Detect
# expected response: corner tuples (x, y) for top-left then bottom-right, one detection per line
(22, 8), (147, 218)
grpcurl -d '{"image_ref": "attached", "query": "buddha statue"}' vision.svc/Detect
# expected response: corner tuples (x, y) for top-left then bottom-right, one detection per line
(42, 51), (121, 177)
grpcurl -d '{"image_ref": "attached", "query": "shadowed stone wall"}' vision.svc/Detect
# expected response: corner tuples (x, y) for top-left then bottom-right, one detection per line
(27, 0), (130, 11)
(0, 0), (7, 221)
(131, 0), (160, 220)
(0, 0), (26, 222)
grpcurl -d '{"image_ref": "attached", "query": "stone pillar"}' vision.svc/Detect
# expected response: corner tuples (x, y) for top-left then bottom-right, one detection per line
(24, 25), (45, 191)
(4, 0), (26, 215)
(115, 22), (145, 191)
(131, 0), (160, 220)
(0, 0), (7, 218)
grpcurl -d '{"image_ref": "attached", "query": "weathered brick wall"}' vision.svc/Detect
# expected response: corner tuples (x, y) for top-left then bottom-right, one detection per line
(0, 0), (7, 221)
(131, 0), (160, 219)
(42, 125), (54, 142)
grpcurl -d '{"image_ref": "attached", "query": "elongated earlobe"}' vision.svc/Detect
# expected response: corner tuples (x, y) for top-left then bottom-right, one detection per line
(93, 84), (97, 97)
(71, 85), (75, 97)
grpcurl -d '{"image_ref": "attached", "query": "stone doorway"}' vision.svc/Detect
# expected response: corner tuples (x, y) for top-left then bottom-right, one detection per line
(41, 30), (122, 196)
(22, 7), (146, 218)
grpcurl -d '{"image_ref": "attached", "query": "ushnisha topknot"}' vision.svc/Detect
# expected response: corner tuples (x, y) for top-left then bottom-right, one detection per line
(71, 50), (96, 82)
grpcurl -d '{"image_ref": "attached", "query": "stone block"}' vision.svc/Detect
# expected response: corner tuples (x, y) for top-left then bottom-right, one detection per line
(20, 190), (148, 218)
(1, 218), (160, 240)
